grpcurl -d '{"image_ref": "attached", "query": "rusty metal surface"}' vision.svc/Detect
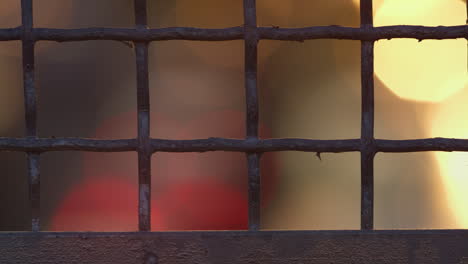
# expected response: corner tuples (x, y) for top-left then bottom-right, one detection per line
(7, 137), (468, 153)
(1, 2), (467, 263)
(0, 230), (468, 263)
(243, 0), (261, 231)
(0, 25), (466, 42)
(21, 0), (40, 232)
(134, 0), (152, 232)
(359, 0), (374, 231)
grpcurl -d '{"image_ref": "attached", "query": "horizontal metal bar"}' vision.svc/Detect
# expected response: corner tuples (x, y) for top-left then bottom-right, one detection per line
(0, 25), (466, 41)
(36, 27), (243, 41)
(3, 137), (468, 153)
(260, 25), (468, 41)
(0, 137), (137, 152)
(1, 230), (467, 263)
(152, 138), (360, 152)
(0, 27), (20, 40)
(0, 137), (359, 153)
(376, 138), (468, 152)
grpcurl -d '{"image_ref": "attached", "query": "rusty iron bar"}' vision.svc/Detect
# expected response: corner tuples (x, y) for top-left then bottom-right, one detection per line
(21, 0), (40, 232)
(2, 230), (468, 263)
(247, 153), (260, 230)
(360, 0), (375, 231)
(243, 0), (261, 231)
(21, 0), (35, 144)
(0, 25), (465, 42)
(27, 153), (40, 232)
(134, 0), (152, 232)
(0, 137), (137, 152)
(376, 138), (468, 152)
(259, 25), (468, 41)
(7, 137), (468, 153)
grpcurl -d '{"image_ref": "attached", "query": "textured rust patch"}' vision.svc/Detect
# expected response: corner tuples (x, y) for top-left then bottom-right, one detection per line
(0, 231), (468, 263)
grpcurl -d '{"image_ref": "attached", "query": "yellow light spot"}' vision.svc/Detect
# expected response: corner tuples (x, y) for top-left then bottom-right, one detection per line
(374, 0), (467, 102)
(352, 0), (384, 13)
(434, 152), (468, 227)
(430, 83), (468, 227)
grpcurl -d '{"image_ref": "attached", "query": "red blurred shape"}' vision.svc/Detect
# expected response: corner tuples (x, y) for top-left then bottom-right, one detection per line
(82, 110), (177, 181)
(50, 176), (247, 231)
(85, 109), (278, 206)
(62, 109), (277, 231)
(173, 109), (278, 206)
(50, 176), (163, 231)
(154, 179), (248, 231)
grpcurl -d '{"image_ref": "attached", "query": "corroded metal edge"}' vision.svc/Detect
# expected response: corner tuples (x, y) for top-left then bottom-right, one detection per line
(0, 230), (467, 263)
(0, 25), (466, 41)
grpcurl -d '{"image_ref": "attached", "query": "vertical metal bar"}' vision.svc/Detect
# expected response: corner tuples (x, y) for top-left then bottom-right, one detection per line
(360, 0), (375, 230)
(247, 152), (260, 230)
(27, 153), (40, 231)
(21, 1), (35, 137)
(21, 0), (40, 232)
(134, 0), (151, 231)
(243, 0), (261, 231)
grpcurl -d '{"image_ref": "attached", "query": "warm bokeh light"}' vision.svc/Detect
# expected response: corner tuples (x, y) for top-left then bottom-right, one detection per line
(352, 0), (384, 13)
(355, 0), (468, 227)
(175, 0), (293, 28)
(434, 152), (468, 227)
(430, 83), (468, 227)
(173, 0), (293, 68)
(374, 0), (466, 102)
(2, 0), (467, 232)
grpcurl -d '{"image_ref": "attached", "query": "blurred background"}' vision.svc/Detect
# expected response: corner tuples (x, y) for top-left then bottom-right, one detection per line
(0, 0), (466, 231)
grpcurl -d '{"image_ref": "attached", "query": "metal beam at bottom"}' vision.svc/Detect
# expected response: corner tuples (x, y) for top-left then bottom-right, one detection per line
(1, 230), (467, 263)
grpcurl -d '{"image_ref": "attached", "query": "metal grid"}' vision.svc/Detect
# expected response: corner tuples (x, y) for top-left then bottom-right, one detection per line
(0, 0), (468, 262)
(0, 0), (468, 232)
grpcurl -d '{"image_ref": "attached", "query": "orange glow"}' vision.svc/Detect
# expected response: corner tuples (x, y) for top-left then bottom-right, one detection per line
(352, 0), (384, 13)
(373, 0), (466, 102)
(174, 0), (293, 68)
(0, 0), (20, 28)
(175, 0), (293, 28)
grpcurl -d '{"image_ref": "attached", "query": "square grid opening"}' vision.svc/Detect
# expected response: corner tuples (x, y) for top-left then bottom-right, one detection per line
(0, 0), (467, 262)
